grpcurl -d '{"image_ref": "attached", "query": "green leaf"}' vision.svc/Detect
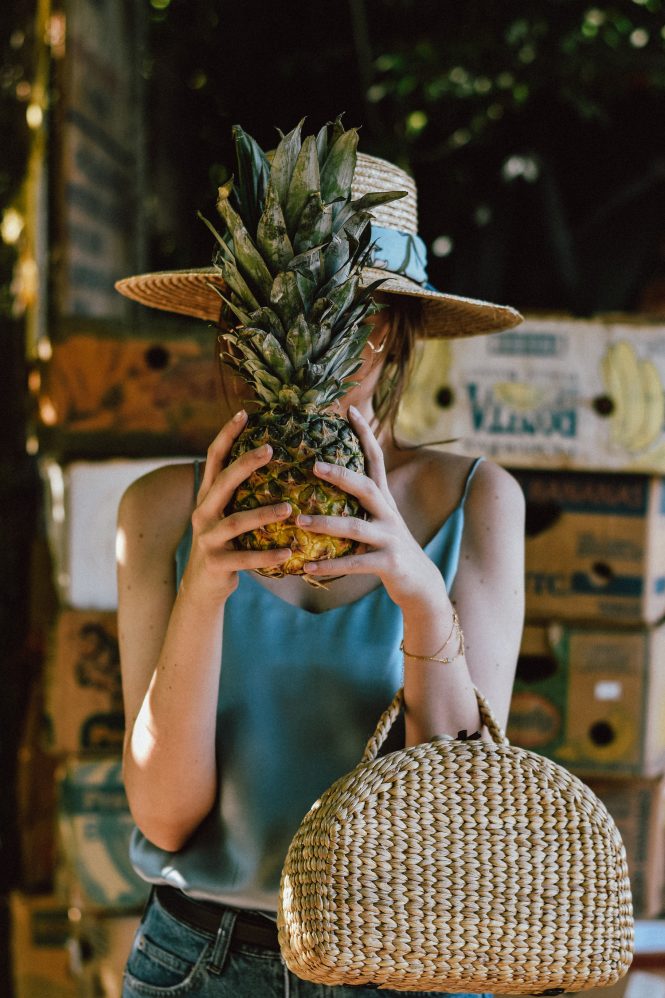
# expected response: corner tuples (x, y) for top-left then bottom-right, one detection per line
(315, 121), (329, 166)
(210, 287), (253, 326)
(332, 190), (406, 233)
(270, 270), (304, 329)
(293, 194), (333, 254)
(294, 270), (316, 314)
(232, 125), (270, 238)
(248, 306), (286, 343)
(218, 259), (260, 311)
(217, 193), (274, 300)
(244, 327), (294, 381)
(256, 179), (294, 273)
(270, 118), (304, 208)
(285, 313), (314, 369)
(285, 135), (320, 237)
(290, 246), (324, 287)
(320, 128), (358, 204)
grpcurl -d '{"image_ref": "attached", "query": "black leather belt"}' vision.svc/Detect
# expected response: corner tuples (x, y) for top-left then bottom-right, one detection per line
(154, 885), (280, 952)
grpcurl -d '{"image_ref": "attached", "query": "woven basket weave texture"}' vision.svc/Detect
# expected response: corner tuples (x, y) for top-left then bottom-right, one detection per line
(278, 688), (634, 994)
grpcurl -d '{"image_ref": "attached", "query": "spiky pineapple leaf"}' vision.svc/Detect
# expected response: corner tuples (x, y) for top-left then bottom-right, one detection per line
(285, 314), (315, 369)
(217, 259), (260, 311)
(248, 306), (286, 343)
(269, 270), (304, 330)
(320, 128), (358, 205)
(243, 328), (294, 381)
(293, 194), (333, 255)
(231, 126), (270, 237)
(285, 135), (320, 237)
(294, 270), (316, 315)
(270, 118), (304, 207)
(333, 190), (407, 235)
(209, 286), (253, 326)
(217, 185), (274, 300)
(256, 180), (293, 273)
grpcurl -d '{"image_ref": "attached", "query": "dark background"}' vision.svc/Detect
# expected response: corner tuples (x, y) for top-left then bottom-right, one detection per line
(1, 1), (665, 992)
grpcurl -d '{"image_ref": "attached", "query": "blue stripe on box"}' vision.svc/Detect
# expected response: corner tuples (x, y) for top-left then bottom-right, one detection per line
(571, 572), (643, 597)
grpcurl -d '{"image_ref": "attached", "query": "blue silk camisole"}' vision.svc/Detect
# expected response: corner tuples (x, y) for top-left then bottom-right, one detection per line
(129, 457), (484, 912)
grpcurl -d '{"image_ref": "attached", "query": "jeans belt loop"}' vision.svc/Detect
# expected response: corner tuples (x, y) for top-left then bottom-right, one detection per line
(207, 906), (238, 976)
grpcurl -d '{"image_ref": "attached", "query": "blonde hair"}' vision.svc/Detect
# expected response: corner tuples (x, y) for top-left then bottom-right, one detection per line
(372, 294), (425, 438)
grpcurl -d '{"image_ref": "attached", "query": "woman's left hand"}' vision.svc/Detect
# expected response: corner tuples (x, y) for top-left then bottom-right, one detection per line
(298, 406), (446, 612)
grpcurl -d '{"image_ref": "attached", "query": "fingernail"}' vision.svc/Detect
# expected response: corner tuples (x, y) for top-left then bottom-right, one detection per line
(304, 561), (318, 572)
(298, 514), (312, 526)
(233, 409), (247, 422)
(261, 444), (272, 456)
(349, 405), (359, 417)
(276, 502), (291, 515)
(315, 461), (330, 473)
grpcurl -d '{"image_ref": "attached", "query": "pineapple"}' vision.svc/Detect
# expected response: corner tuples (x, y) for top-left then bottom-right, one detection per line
(203, 117), (405, 580)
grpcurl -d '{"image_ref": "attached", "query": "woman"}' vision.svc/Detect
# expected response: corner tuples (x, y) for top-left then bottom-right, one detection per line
(116, 140), (525, 998)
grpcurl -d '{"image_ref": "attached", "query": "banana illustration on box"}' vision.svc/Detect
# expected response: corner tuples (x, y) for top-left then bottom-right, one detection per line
(601, 340), (665, 453)
(493, 382), (548, 410)
(396, 340), (453, 439)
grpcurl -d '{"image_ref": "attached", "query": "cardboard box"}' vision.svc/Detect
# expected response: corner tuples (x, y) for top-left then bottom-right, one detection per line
(41, 456), (192, 610)
(76, 910), (139, 998)
(57, 757), (149, 911)
(514, 468), (665, 624)
(10, 892), (78, 998)
(508, 623), (665, 776)
(45, 610), (122, 754)
(585, 776), (665, 918)
(16, 683), (58, 890)
(36, 322), (223, 457)
(396, 316), (665, 473)
(502, 969), (665, 997)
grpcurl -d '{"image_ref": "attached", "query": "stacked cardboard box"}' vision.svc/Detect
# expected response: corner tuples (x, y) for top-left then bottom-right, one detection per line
(398, 315), (665, 922)
(12, 317), (217, 997)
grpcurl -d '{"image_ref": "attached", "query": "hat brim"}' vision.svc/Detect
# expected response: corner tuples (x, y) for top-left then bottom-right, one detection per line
(115, 267), (522, 338)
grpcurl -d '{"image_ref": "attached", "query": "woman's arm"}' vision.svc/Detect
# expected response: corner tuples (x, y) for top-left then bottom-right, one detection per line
(118, 413), (294, 852)
(398, 460), (524, 740)
(299, 408), (525, 743)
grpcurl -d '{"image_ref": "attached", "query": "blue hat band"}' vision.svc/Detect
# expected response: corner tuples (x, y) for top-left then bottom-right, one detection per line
(369, 225), (435, 290)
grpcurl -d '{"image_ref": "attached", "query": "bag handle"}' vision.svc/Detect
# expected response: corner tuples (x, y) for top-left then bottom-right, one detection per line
(361, 686), (509, 764)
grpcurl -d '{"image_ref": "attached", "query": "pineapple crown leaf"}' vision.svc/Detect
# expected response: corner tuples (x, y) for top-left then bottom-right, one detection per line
(205, 115), (409, 408)
(230, 126), (270, 235)
(284, 135), (321, 239)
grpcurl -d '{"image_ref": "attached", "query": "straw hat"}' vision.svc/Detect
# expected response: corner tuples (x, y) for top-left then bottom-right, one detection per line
(115, 152), (522, 338)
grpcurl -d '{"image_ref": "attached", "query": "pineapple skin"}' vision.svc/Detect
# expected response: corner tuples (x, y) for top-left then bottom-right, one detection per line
(228, 409), (365, 577)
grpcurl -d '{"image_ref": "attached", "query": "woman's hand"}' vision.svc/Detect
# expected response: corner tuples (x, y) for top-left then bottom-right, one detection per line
(298, 406), (446, 613)
(182, 410), (292, 604)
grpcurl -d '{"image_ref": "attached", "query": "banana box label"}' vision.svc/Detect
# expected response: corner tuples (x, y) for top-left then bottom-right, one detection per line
(57, 758), (149, 910)
(513, 468), (665, 624)
(508, 623), (665, 777)
(397, 317), (665, 473)
(45, 610), (123, 754)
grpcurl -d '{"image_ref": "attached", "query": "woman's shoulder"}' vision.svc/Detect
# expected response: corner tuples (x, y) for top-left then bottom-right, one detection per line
(396, 445), (523, 509)
(117, 461), (198, 554)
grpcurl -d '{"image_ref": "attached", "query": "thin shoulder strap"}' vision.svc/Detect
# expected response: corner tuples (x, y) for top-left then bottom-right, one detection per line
(461, 456), (484, 505)
(193, 459), (202, 499)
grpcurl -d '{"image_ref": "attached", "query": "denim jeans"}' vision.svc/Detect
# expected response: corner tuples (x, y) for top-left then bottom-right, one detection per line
(122, 892), (493, 998)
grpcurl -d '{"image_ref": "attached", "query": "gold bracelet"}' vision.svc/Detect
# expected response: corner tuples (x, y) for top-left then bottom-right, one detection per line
(400, 608), (465, 664)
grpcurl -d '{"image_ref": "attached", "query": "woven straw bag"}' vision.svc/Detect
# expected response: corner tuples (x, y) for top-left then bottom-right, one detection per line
(278, 687), (634, 995)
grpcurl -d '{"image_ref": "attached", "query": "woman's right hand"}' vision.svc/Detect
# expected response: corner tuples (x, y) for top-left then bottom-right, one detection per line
(182, 409), (292, 603)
